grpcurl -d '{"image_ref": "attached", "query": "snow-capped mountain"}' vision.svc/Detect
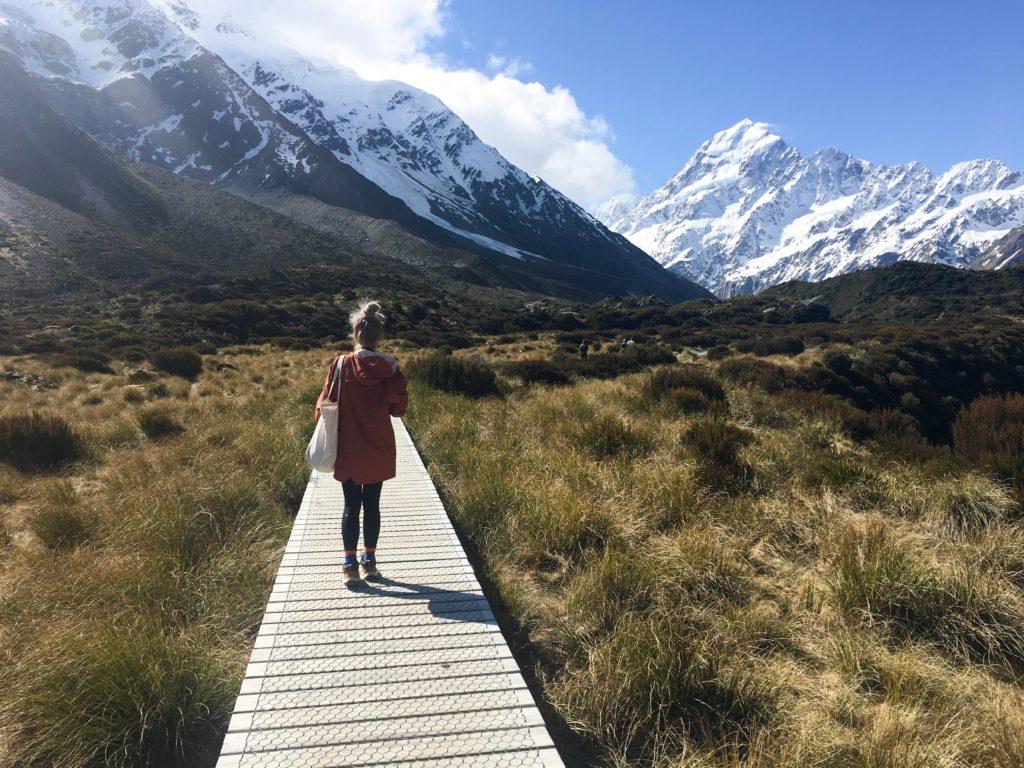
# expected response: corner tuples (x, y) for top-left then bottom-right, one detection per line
(599, 119), (1024, 297)
(0, 0), (413, 220)
(593, 193), (640, 227)
(0, 0), (703, 300)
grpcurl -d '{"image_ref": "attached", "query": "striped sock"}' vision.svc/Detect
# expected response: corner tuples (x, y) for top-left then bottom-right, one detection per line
(343, 550), (357, 567)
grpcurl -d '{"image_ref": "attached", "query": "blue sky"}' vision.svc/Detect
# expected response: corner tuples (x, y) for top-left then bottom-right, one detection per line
(434, 0), (1024, 194)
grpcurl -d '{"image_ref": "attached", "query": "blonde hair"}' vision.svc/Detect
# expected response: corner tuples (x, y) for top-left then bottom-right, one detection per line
(350, 301), (385, 350)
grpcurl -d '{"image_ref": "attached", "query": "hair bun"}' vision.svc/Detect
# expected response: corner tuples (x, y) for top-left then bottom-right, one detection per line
(350, 300), (385, 349)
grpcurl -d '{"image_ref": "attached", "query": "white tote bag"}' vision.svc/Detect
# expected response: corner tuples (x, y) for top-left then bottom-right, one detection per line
(305, 356), (345, 473)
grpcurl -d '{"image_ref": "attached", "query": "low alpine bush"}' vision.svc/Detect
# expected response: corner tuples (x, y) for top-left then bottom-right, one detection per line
(0, 412), (85, 472)
(149, 347), (204, 380)
(407, 352), (500, 398)
(137, 408), (185, 440)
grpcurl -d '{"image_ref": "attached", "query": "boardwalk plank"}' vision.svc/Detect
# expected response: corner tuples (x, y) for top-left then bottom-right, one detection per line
(216, 418), (563, 768)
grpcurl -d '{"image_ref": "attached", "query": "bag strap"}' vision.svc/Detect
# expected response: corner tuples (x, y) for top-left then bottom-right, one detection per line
(329, 354), (348, 402)
(326, 355), (341, 403)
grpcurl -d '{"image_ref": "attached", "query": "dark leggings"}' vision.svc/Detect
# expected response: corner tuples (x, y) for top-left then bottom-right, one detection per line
(341, 479), (383, 552)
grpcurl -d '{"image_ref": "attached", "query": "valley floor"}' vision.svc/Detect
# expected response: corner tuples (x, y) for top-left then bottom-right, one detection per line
(0, 335), (1022, 767)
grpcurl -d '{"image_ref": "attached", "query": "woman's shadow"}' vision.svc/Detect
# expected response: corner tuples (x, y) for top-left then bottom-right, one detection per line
(357, 576), (492, 623)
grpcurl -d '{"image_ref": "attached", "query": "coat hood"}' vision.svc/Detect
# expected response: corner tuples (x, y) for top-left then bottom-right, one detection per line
(348, 349), (400, 386)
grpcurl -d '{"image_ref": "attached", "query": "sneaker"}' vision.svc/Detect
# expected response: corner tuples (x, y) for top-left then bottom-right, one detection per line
(360, 554), (381, 581)
(342, 563), (363, 588)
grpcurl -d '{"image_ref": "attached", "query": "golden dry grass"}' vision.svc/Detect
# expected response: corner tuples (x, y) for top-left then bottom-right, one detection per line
(405, 364), (1024, 768)
(2, 343), (1022, 768)
(0, 347), (338, 766)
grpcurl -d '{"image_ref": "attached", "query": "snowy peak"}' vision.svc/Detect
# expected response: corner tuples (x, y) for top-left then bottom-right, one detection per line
(148, 0), (651, 269)
(936, 159), (1016, 196)
(699, 119), (783, 159)
(601, 120), (1024, 297)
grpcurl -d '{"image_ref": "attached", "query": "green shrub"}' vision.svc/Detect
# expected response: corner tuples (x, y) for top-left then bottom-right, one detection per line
(718, 358), (791, 392)
(954, 393), (1024, 506)
(502, 359), (570, 387)
(571, 414), (653, 459)
(57, 353), (112, 374)
(823, 349), (854, 375)
(150, 347), (204, 379)
(407, 352), (500, 398)
(680, 417), (754, 491)
(642, 365), (726, 402)
(137, 408), (185, 440)
(0, 412), (85, 472)
(751, 335), (806, 357)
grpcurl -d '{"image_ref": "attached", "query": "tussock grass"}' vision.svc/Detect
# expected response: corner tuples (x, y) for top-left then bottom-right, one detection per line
(4, 339), (1024, 768)
(642, 365), (728, 417)
(925, 475), (1017, 536)
(642, 365), (726, 402)
(27, 480), (95, 550)
(0, 411), (86, 472)
(407, 351), (500, 397)
(828, 524), (1024, 668)
(570, 413), (653, 460)
(680, 416), (755, 492)
(406, 359), (1024, 768)
(0, 347), (313, 766)
(137, 406), (185, 440)
(5, 621), (237, 768)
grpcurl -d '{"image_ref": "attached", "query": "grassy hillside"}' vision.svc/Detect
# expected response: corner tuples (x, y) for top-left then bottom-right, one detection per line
(0, 347), (317, 765)
(760, 262), (1024, 321)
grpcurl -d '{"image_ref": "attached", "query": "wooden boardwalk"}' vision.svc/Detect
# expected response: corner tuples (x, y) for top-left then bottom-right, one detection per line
(216, 417), (565, 768)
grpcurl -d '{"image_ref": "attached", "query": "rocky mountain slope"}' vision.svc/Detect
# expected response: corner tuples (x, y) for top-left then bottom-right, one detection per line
(599, 119), (1024, 297)
(1, 50), (698, 303)
(974, 224), (1024, 270)
(0, 0), (705, 301)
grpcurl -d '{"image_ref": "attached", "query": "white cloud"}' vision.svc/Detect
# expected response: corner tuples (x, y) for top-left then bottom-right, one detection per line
(485, 53), (534, 78)
(167, 0), (635, 209)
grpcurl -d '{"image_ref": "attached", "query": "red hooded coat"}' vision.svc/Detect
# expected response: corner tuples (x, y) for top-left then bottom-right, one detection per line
(315, 350), (409, 484)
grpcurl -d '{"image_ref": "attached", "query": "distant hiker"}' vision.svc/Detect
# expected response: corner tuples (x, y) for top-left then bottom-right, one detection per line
(315, 301), (408, 588)
(619, 338), (628, 352)
(578, 340), (589, 358)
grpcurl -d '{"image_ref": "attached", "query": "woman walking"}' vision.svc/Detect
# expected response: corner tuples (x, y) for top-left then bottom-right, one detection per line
(315, 302), (408, 587)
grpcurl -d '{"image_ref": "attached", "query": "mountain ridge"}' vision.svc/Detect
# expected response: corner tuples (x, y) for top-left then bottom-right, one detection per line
(599, 118), (1024, 297)
(0, 0), (706, 302)
(0, 49), (701, 304)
